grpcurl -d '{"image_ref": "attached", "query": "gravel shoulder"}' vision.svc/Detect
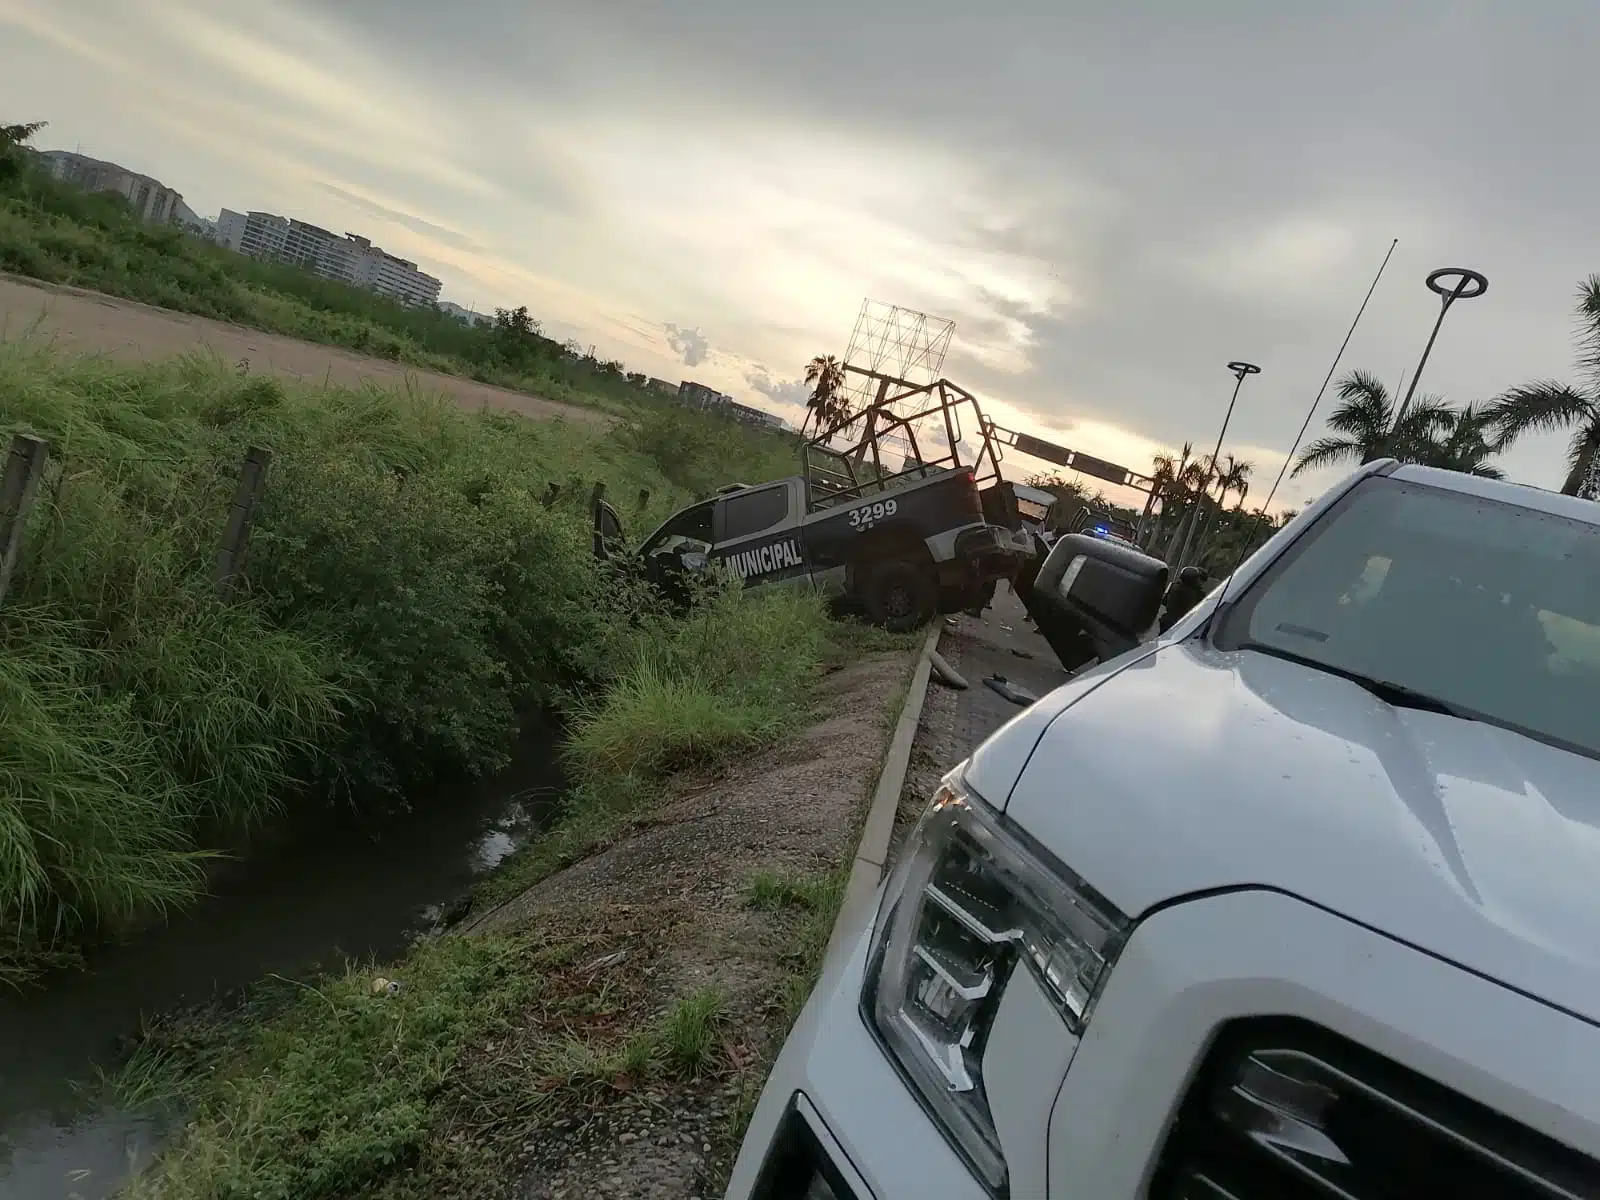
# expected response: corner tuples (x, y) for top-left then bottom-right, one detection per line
(466, 650), (914, 1199)
(0, 273), (606, 427)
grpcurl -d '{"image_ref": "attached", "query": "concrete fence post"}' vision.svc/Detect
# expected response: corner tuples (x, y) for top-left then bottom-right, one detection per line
(215, 446), (272, 601)
(0, 433), (50, 610)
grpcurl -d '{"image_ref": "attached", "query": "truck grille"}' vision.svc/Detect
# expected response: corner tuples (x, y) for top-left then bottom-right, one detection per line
(1150, 1018), (1600, 1200)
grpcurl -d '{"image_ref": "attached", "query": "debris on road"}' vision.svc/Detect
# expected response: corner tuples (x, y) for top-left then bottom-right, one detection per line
(928, 649), (969, 690)
(982, 675), (1038, 706)
(584, 949), (629, 974)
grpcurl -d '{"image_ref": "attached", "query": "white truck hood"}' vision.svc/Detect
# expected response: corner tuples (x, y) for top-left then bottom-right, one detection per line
(991, 641), (1600, 1026)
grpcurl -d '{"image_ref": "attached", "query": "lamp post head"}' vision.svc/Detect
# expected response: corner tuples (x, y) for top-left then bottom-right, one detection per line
(1227, 361), (1262, 382)
(1425, 267), (1488, 306)
(1392, 266), (1489, 433)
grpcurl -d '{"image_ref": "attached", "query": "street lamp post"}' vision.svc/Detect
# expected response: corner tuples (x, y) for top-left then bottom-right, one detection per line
(1206, 360), (1262, 482)
(1176, 360), (1260, 568)
(1390, 267), (1488, 437)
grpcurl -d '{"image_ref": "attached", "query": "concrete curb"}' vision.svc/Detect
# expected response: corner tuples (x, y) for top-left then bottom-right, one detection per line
(822, 620), (941, 971)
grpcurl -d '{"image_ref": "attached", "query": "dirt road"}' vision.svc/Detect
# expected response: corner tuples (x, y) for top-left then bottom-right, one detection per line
(0, 274), (605, 426)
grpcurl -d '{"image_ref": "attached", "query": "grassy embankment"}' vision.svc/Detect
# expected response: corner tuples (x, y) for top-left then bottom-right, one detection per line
(113, 610), (885, 1200)
(0, 343), (808, 987)
(0, 149), (662, 411)
(109, 615), (914, 1200)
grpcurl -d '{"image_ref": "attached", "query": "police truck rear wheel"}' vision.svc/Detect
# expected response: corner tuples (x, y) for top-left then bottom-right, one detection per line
(863, 560), (936, 632)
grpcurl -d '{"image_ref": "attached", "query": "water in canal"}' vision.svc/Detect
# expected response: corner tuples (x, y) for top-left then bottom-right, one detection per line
(0, 732), (563, 1200)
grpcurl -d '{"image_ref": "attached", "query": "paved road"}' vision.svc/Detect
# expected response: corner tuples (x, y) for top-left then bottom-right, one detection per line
(0, 273), (607, 426)
(894, 582), (1075, 847)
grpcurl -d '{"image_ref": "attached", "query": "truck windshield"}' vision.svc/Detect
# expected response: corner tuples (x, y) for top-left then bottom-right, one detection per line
(1215, 476), (1600, 759)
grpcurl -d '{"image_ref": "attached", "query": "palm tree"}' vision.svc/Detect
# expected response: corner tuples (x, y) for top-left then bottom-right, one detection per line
(1144, 448), (1182, 550)
(1162, 449), (1210, 561)
(801, 355), (850, 435)
(1216, 456), (1251, 510)
(1431, 404), (1505, 479)
(1292, 370), (1453, 476)
(1172, 450), (1228, 567)
(1192, 456), (1252, 565)
(1484, 276), (1600, 494)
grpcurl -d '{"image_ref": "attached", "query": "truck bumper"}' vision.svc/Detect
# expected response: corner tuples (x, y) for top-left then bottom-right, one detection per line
(932, 524), (1024, 609)
(728, 887), (1600, 1199)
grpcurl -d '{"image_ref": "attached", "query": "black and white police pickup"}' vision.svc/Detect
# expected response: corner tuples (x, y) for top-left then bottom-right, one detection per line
(615, 464), (1024, 630)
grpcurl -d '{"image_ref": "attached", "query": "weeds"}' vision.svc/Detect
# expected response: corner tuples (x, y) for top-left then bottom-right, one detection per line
(116, 941), (730, 1199)
(110, 621), (916, 1197)
(0, 345), (807, 982)
(566, 585), (830, 780)
(774, 868), (849, 1027)
(662, 987), (726, 1076)
(744, 869), (837, 912)
(467, 585), (835, 920)
(118, 935), (546, 1200)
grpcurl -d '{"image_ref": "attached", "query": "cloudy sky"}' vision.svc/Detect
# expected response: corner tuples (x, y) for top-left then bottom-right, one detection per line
(4, 0), (1598, 509)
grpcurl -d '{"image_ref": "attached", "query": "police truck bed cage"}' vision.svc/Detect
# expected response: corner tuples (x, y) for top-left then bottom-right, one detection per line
(803, 370), (1009, 509)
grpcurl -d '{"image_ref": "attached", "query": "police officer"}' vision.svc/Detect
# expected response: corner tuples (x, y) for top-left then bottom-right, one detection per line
(1159, 565), (1209, 633)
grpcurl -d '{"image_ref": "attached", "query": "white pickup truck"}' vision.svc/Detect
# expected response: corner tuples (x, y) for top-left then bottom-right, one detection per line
(725, 459), (1600, 1199)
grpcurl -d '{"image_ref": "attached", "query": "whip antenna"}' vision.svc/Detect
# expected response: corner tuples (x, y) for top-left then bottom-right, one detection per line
(1259, 237), (1399, 518)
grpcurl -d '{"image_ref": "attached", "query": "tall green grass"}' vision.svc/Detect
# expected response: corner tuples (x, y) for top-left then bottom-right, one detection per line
(567, 583), (830, 779)
(110, 584), (850, 1199)
(0, 343), (804, 984)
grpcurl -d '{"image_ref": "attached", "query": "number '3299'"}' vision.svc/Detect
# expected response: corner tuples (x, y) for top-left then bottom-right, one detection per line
(848, 498), (898, 528)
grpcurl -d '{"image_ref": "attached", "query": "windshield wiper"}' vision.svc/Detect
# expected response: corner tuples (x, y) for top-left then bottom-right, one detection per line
(1239, 641), (1474, 719)
(1343, 675), (1465, 717)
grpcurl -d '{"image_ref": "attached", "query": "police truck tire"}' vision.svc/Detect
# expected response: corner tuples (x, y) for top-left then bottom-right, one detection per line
(863, 559), (936, 632)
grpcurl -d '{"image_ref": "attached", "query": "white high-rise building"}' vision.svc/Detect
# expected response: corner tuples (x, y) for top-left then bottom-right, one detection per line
(213, 210), (442, 306)
(345, 235), (442, 307)
(215, 209), (289, 260)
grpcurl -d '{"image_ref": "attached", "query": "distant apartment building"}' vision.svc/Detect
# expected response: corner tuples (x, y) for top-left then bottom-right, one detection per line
(170, 197), (207, 233)
(282, 219), (357, 282)
(676, 381), (785, 429)
(646, 377), (679, 397)
(35, 150), (186, 225)
(679, 380), (731, 410)
(727, 400), (787, 430)
(214, 209), (442, 306)
(215, 209), (289, 259)
(347, 236), (442, 307)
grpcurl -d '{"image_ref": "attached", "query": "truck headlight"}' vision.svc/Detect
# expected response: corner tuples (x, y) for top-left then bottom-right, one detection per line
(862, 769), (1128, 1191)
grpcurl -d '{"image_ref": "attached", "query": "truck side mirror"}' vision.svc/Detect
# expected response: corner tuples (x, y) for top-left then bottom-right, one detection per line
(1025, 534), (1168, 670)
